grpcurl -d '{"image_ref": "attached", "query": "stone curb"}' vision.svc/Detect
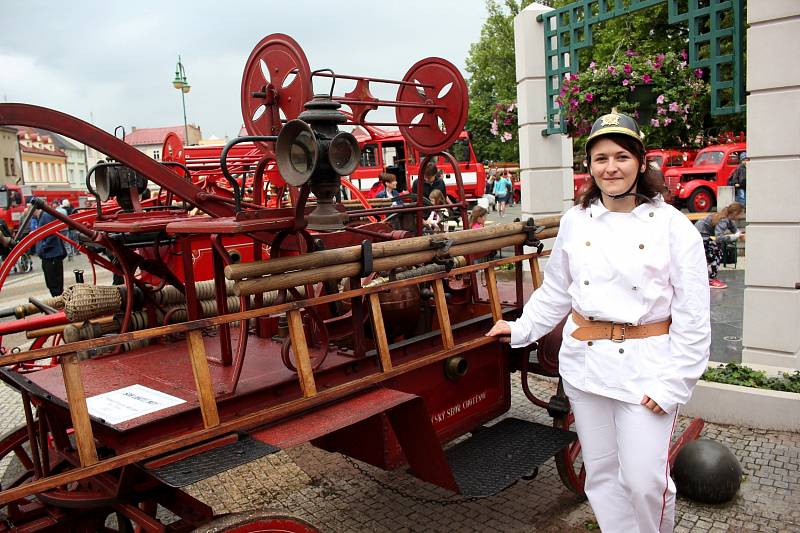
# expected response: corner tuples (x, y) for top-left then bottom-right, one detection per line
(682, 380), (800, 432)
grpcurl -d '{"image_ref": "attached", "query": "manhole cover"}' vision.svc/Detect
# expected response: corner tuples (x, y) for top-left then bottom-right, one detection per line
(723, 336), (741, 341)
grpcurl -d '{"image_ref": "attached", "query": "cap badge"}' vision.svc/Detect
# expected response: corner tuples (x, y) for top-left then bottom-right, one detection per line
(601, 114), (621, 127)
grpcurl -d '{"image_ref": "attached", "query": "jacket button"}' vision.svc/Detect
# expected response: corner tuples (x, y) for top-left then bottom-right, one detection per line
(632, 286), (638, 291)
(588, 341), (593, 346)
(586, 241), (591, 246)
(619, 348), (625, 354)
(649, 212), (654, 217)
(584, 280), (589, 285)
(588, 316), (595, 321)
(639, 244), (645, 249)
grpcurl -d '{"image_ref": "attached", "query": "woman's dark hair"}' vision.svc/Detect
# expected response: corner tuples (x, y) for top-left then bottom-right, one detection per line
(579, 133), (666, 209)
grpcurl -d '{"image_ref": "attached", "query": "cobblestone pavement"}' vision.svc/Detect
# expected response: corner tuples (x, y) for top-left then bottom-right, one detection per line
(2, 375), (796, 532)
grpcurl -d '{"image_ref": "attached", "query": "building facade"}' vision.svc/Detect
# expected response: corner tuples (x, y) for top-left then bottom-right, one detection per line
(0, 126), (22, 187)
(16, 129), (69, 190)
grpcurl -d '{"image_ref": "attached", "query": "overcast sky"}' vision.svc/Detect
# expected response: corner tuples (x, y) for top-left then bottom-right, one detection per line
(1, 1), (489, 141)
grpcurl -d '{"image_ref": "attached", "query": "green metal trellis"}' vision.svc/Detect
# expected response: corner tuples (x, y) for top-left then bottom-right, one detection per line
(538, 0), (745, 136)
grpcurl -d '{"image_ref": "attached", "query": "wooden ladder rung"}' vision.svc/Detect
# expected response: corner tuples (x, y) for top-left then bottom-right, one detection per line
(186, 330), (220, 428)
(287, 309), (317, 397)
(368, 293), (392, 371)
(60, 354), (98, 466)
(432, 278), (454, 349)
(528, 256), (543, 290)
(484, 266), (503, 322)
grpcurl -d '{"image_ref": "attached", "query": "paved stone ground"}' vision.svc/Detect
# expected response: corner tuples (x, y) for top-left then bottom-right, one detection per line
(2, 374), (794, 532)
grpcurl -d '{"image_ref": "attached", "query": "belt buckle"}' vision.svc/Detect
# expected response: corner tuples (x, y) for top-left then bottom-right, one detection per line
(610, 322), (626, 343)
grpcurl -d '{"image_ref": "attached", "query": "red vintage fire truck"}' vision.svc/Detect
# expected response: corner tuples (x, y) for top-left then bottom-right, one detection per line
(350, 127), (486, 201)
(0, 183), (91, 231)
(664, 142), (747, 212)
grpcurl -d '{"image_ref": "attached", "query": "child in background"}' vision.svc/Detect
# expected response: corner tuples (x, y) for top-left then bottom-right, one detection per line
(424, 189), (448, 233)
(469, 205), (488, 230)
(694, 202), (745, 289)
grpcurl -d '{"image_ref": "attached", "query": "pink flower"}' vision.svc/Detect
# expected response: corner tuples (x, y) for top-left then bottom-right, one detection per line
(679, 61), (687, 69)
(658, 53), (666, 63)
(607, 65), (616, 74)
(569, 98), (579, 109)
(624, 63), (632, 74)
(503, 117), (512, 126)
(559, 86), (568, 97)
(584, 92), (594, 103)
(625, 49), (637, 57)
(502, 132), (513, 142)
(657, 107), (667, 116)
(650, 118), (660, 127)
(490, 119), (499, 136)
(589, 61), (597, 70)
(656, 94), (666, 104)
(622, 79), (629, 87)
(668, 102), (681, 112)
(664, 118), (673, 126)
(642, 74), (652, 84)
(507, 104), (515, 112)
(680, 49), (688, 61)
(694, 68), (704, 78)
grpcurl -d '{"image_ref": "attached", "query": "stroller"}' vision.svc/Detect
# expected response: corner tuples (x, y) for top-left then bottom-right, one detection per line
(0, 220), (33, 274)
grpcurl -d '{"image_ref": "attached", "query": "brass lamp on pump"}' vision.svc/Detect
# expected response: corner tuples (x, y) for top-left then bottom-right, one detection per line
(276, 93), (360, 232)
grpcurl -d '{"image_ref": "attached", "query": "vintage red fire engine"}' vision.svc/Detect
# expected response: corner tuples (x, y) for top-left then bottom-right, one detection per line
(0, 34), (703, 531)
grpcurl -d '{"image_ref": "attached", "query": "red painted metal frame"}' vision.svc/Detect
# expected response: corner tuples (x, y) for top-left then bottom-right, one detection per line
(0, 104), (234, 218)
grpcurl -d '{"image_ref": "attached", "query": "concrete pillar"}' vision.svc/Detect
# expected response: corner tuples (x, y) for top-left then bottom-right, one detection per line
(514, 2), (573, 257)
(741, 1), (800, 371)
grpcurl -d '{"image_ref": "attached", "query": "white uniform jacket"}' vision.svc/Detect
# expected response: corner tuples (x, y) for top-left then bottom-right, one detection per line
(509, 200), (711, 414)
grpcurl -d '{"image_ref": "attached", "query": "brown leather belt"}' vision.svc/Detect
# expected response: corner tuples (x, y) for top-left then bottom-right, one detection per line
(570, 310), (671, 342)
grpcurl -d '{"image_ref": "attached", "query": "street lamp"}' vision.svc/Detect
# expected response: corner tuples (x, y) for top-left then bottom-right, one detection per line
(172, 56), (191, 145)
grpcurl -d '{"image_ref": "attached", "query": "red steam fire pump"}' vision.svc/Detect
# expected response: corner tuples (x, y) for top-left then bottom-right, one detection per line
(0, 34), (704, 531)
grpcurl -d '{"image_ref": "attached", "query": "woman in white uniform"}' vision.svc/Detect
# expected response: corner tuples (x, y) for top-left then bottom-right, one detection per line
(486, 112), (710, 533)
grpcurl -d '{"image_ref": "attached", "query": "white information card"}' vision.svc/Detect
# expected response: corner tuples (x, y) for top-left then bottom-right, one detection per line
(86, 384), (187, 425)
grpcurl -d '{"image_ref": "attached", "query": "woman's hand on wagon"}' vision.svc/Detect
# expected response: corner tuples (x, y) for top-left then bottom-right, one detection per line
(486, 320), (512, 343)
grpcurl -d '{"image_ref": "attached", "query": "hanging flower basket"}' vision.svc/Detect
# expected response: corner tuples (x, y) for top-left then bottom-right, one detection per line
(556, 49), (710, 148)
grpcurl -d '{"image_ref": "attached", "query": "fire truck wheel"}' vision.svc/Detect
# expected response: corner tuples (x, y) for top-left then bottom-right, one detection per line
(687, 187), (714, 213)
(192, 510), (320, 533)
(552, 379), (587, 500)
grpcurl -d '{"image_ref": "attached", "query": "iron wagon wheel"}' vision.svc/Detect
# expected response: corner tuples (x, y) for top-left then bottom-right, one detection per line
(552, 378), (587, 499)
(0, 424), (36, 490)
(192, 509), (320, 532)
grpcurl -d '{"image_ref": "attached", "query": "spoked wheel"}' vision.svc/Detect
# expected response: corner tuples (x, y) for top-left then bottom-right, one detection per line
(193, 510), (320, 533)
(0, 424), (36, 490)
(552, 379), (586, 499)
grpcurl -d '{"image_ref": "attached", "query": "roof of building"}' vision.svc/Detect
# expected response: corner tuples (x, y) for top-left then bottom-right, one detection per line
(125, 125), (200, 146)
(16, 128), (67, 158)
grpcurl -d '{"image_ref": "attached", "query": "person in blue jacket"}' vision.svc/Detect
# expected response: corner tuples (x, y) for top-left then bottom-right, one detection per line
(34, 205), (67, 296)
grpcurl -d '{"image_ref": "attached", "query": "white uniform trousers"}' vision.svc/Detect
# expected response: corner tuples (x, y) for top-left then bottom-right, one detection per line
(563, 379), (678, 533)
